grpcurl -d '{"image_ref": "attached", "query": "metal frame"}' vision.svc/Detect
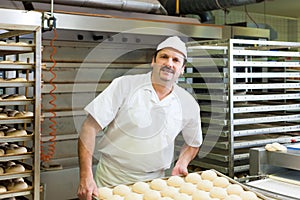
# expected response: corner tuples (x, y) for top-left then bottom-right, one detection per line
(187, 38), (300, 177)
(0, 21), (42, 199)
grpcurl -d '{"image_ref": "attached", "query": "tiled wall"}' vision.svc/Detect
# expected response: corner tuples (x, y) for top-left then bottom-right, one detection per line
(212, 10), (299, 42)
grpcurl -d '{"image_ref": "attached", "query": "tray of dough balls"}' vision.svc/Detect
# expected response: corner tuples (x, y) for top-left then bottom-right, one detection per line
(0, 143), (31, 159)
(0, 125), (33, 140)
(0, 177), (32, 195)
(0, 108), (34, 119)
(0, 161), (32, 179)
(97, 169), (270, 200)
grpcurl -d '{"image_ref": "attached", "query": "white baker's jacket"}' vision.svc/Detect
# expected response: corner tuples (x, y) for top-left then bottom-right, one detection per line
(85, 72), (202, 173)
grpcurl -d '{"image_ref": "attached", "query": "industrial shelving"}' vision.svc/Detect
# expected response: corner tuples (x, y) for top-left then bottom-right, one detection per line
(185, 39), (300, 178)
(0, 23), (41, 199)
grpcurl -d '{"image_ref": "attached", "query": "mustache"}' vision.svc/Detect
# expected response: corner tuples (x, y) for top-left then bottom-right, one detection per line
(160, 66), (174, 74)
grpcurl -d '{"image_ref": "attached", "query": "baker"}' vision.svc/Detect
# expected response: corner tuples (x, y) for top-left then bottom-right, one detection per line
(77, 36), (203, 200)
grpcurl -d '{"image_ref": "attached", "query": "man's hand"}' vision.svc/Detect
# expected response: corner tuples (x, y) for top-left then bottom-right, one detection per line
(77, 177), (98, 200)
(171, 164), (188, 176)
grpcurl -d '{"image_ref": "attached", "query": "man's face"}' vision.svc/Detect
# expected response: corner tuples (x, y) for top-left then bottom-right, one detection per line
(151, 48), (185, 83)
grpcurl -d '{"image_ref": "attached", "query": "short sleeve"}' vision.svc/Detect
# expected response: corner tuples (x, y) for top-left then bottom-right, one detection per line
(84, 77), (125, 129)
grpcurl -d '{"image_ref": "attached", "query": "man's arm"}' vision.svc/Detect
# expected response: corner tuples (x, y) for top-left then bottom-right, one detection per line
(77, 114), (102, 200)
(172, 144), (199, 176)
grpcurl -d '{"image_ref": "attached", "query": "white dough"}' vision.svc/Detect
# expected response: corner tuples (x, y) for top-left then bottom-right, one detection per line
(113, 184), (131, 196)
(212, 176), (230, 188)
(192, 190), (210, 200)
(132, 181), (150, 194)
(179, 182), (196, 195)
(111, 195), (123, 200)
(160, 186), (179, 198)
(226, 184), (244, 195)
(98, 187), (113, 199)
(185, 172), (202, 184)
(160, 197), (173, 200)
(201, 170), (218, 181)
(143, 189), (161, 200)
(0, 185), (7, 193)
(124, 192), (143, 200)
(196, 180), (213, 192)
(150, 178), (167, 191)
(209, 187), (228, 199)
(240, 191), (258, 200)
(173, 193), (192, 200)
(224, 194), (242, 200)
(166, 176), (185, 187)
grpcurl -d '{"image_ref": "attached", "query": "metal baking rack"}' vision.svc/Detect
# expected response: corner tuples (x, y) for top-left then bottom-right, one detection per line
(182, 39), (300, 178)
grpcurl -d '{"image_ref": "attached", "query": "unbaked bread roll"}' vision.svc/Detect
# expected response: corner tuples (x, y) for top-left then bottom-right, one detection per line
(0, 185), (7, 193)
(0, 131), (4, 137)
(192, 190), (210, 200)
(210, 187), (228, 199)
(143, 189), (161, 200)
(226, 184), (244, 195)
(185, 172), (202, 184)
(201, 170), (217, 181)
(98, 187), (113, 200)
(7, 181), (28, 191)
(132, 181), (150, 194)
(166, 176), (185, 187)
(0, 113), (8, 118)
(14, 111), (33, 117)
(6, 110), (19, 117)
(0, 149), (5, 156)
(173, 193), (192, 200)
(113, 184), (131, 196)
(160, 197), (173, 200)
(111, 195), (123, 200)
(5, 164), (26, 173)
(212, 176), (230, 188)
(5, 129), (27, 137)
(0, 60), (13, 64)
(9, 77), (27, 82)
(0, 166), (4, 174)
(239, 191), (258, 200)
(6, 146), (27, 155)
(179, 182), (196, 195)
(6, 94), (26, 100)
(224, 194), (242, 200)
(196, 180), (213, 192)
(160, 186), (179, 198)
(0, 41), (7, 45)
(124, 192), (142, 200)
(149, 178), (167, 191)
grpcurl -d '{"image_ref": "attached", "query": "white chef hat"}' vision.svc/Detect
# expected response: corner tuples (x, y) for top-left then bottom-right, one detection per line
(156, 36), (187, 58)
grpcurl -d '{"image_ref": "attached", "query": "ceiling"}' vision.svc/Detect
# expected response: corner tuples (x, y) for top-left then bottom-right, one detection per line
(229, 0), (300, 19)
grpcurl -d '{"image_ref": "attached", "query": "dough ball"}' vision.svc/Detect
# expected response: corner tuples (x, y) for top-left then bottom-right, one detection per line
(185, 173), (202, 184)
(160, 197), (173, 200)
(0, 149), (4, 156)
(150, 178), (167, 191)
(209, 187), (228, 199)
(0, 167), (4, 174)
(5, 164), (26, 173)
(192, 190), (210, 200)
(6, 129), (27, 137)
(179, 182), (196, 195)
(0, 131), (4, 137)
(113, 184), (131, 196)
(196, 180), (213, 192)
(111, 195), (123, 200)
(212, 177), (230, 188)
(143, 189), (161, 200)
(166, 176), (185, 187)
(226, 184), (244, 195)
(240, 191), (258, 200)
(173, 193), (192, 200)
(160, 186), (179, 198)
(124, 192), (143, 200)
(98, 187), (113, 199)
(272, 142), (287, 152)
(0, 185), (7, 193)
(201, 170), (217, 181)
(7, 181), (28, 191)
(132, 181), (150, 194)
(6, 146), (27, 155)
(224, 194), (242, 200)
(0, 113), (8, 118)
